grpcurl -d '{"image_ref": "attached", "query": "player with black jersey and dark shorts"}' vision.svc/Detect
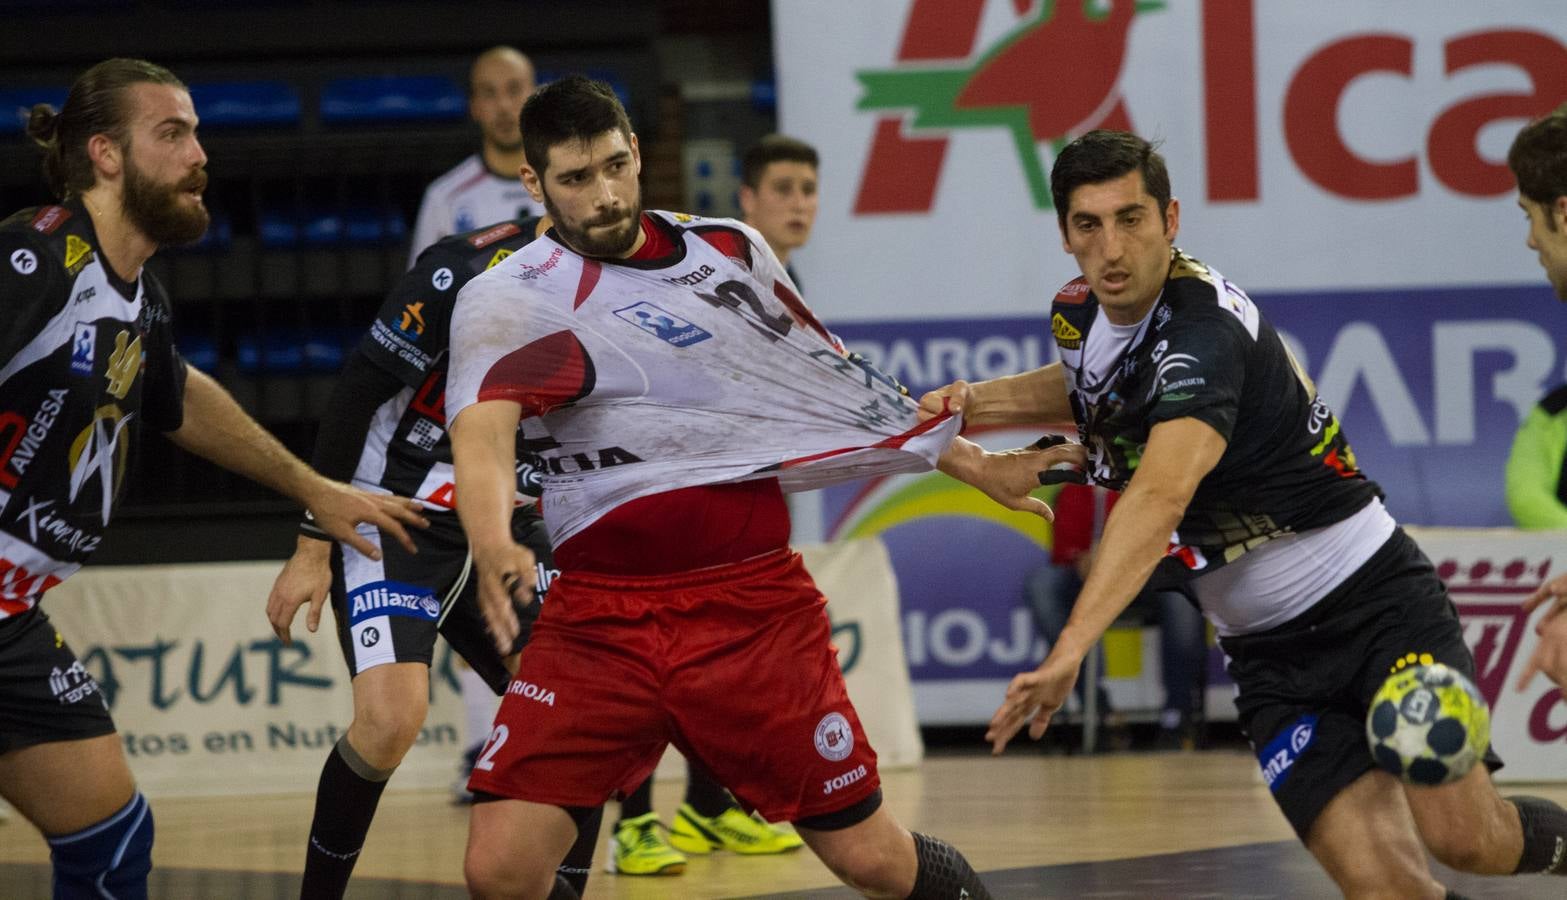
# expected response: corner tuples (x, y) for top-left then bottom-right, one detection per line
(0, 58), (424, 899)
(266, 216), (602, 898)
(925, 129), (1567, 898)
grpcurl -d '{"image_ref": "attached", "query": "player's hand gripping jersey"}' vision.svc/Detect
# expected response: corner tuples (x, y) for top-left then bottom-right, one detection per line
(1051, 250), (1380, 587)
(447, 212), (960, 544)
(0, 203), (188, 617)
(332, 218), (546, 512)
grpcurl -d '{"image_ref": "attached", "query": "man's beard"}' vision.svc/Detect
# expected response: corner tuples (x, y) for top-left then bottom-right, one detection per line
(123, 154), (210, 247)
(543, 190), (642, 258)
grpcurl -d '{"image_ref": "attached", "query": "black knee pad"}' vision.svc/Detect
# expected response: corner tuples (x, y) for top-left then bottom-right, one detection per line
(910, 831), (991, 900)
(1507, 794), (1567, 875)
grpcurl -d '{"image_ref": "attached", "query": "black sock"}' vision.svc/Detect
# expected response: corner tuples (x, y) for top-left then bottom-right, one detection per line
(557, 805), (603, 894)
(618, 775), (653, 822)
(547, 874), (579, 899)
(683, 762), (734, 818)
(301, 737), (394, 899)
(909, 832), (991, 900)
(1508, 795), (1567, 874)
(1445, 891), (1474, 900)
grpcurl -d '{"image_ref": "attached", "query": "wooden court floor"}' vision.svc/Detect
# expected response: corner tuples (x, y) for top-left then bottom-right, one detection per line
(4, 749), (1566, 898)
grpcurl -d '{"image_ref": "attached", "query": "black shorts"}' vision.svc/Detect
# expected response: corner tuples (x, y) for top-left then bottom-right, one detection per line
(1219, 528), (1503, 840)
(330, 510), (554, 694)
(0, 606), (115, 754)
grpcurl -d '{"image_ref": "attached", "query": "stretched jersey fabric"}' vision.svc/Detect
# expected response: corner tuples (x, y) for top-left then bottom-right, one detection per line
(1051, 250), (1379, 587)
(349, 218), (545, 511)
(0, 202), (188, 617)
(448, 211), (959, 545)
(408, 155), (544, 266)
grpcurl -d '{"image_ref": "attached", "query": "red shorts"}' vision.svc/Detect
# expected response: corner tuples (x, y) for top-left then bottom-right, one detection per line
(466, 549), (880, 822)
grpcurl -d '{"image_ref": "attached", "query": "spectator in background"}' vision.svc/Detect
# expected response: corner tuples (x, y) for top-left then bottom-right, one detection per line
(1508, 102), (1567, 696)
(1025, 482), (1205, 750)
(408, 46), (543, 264)
(739, 134), (818, 286)
(1505, 386), (1567, 529)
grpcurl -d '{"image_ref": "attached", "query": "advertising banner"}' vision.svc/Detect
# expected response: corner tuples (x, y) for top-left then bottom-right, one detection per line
(774, 1), (1567, 710)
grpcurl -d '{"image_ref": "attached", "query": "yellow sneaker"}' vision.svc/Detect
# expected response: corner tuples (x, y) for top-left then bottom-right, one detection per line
(668, 803), (805, 855)
(606, 812), (687, 876)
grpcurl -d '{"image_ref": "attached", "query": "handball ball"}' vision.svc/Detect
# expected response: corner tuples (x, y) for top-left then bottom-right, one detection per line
(1366, 663), (1490, 786)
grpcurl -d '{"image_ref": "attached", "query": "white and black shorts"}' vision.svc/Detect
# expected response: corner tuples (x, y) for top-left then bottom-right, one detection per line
(329, 510), (554, 694)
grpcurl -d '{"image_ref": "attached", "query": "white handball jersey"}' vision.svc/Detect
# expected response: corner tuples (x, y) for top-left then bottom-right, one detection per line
(408, 155), (545, 266)
(448, 211), (961, 545)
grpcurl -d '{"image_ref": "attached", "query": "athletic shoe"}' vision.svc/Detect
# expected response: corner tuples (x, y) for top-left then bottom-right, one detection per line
(668, 803), (805, 855)
(450, 743), (482, 805)
(605, 812), (687, 876)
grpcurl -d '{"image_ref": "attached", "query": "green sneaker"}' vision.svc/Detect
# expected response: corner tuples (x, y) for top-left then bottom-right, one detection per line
(606, 812), (687, 876)
(668, 803), (805, 855)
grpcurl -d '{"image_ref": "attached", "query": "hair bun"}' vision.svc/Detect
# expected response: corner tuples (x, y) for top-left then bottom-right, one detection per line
(25, 104), (59, 144)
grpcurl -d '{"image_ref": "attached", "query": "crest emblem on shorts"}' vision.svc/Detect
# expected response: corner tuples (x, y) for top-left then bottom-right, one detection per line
(814, 711), (854, 762)
(613, 301), (712, 347)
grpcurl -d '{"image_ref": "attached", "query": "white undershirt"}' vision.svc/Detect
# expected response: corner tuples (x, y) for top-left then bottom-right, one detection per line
(1193, 497), (1397, 636)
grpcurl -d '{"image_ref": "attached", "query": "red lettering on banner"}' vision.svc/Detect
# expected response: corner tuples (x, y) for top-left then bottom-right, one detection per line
(853, 0), (987, 215)
(1529, 690), (1567, 744)
(1203, 0), (1258, 202)
(1428, 30), (1567, 197)
(1285, 35), (1417, 200)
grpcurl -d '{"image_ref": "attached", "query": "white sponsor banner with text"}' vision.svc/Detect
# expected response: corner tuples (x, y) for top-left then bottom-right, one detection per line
(44, 539), (920, 798)
(774, 1), (1567, 320)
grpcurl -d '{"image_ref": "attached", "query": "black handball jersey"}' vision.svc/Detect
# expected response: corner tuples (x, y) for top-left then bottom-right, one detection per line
(0, 202), (188, 616)
(1051, 250), (1381, 586)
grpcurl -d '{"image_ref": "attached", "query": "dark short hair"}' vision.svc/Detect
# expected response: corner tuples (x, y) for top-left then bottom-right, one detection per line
(25, 58), (186, 200)
(1050, 130), (1172, 231)
(741, 134), (818, 189)
(1509, 102), (1567, 220)
(520, 75), (632, 176)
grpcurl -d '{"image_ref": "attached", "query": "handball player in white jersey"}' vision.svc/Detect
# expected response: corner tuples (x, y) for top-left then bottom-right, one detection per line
(447, 76), (1071, 900)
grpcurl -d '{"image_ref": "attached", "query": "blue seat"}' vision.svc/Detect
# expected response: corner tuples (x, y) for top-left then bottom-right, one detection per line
(0, 88), (68, 134)
(188, 81), (301, 127)
(319, 75), (465, 124)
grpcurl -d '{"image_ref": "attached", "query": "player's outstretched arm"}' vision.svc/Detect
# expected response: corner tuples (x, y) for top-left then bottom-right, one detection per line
(985, 416), (1225, 754)
(937, 436), (1087, 520)
(167, 368), (428, 558)
(919, 363), (1074, 427)
(451, 399), (536, 654)
(267, 536), (332, 645)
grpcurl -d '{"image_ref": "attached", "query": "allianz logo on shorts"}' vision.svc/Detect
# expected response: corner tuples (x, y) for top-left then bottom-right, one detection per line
(348, 580), (440, 624)
(1257, 713), (1318, 792)
(814, 711), (854, 762)
(50, 660), (100, 706)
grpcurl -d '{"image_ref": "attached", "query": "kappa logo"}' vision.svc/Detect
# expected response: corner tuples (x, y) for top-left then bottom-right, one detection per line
(359, 626), (381, 647)
(10, 248), (37, 275)
(613, 301), (713, 347)
(64, 234), (94, 274)
(431, 267), (454, 291)
(1050, 312), (1082, 349)
(854, 0), (1165, 212)
(813, 711), (854, 762)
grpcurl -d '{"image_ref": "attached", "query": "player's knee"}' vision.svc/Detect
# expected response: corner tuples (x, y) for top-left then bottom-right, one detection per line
(464, 837), (555, 900)
(350, 696), (427, 764)
(48, 791), (155, 899)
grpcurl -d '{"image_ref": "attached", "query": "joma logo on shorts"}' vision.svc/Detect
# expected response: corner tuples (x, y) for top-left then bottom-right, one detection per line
(507, 680), (555, 706)
(822, 764), (867, 795)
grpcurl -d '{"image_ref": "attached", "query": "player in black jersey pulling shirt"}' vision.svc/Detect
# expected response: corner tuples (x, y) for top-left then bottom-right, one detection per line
(0, 59), (425, 898)
(924, 130), (1567, 896)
